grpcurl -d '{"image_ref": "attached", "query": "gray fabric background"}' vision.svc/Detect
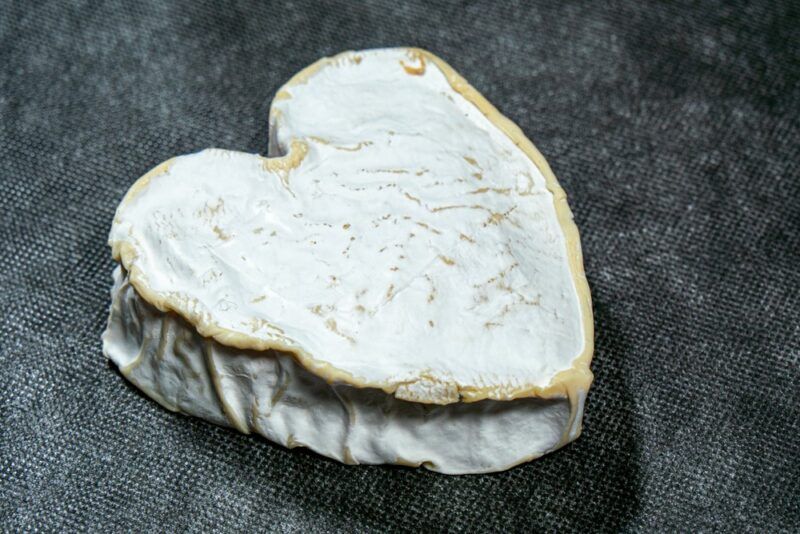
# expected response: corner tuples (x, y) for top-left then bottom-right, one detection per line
(1, 1), (798, 531)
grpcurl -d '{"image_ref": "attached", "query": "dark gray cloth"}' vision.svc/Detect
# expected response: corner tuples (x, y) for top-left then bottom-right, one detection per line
(1, 1), (798, 531)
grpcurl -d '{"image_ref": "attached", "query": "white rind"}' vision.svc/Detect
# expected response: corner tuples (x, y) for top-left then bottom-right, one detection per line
(104, 267), (578, 474)
(103, 48), (594, 472)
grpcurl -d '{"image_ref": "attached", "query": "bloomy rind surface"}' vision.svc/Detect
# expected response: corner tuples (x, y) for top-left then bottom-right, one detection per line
(109, 48), (593, 410)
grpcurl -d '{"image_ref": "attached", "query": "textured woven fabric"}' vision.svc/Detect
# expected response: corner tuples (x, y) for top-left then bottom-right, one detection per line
(1, 1), (798, 531)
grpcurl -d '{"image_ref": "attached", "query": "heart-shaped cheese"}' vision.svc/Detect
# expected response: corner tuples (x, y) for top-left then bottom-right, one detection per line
(103, 48), (593, 473)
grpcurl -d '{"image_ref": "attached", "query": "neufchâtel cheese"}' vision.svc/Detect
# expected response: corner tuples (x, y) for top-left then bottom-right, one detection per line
(103, 48), (594, 474)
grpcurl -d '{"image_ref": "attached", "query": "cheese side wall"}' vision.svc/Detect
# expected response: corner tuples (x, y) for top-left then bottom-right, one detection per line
(103, 267), (580, 474)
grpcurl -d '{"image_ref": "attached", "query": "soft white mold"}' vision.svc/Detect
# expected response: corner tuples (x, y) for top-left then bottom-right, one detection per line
(104, 48), (593, 472)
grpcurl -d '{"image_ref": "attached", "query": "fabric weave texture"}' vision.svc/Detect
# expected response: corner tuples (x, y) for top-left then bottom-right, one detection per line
(1, 1), (798, 531)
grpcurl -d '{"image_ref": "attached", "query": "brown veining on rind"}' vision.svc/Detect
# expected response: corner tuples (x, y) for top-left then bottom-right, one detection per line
(400, 50), (426, 75)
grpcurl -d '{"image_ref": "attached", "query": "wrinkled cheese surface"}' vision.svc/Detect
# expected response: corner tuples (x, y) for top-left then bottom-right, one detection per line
(105, 267), (578, 474)
(109, 48), (589, 404)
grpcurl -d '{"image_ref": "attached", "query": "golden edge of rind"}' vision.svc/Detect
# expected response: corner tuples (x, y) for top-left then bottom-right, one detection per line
(110, 47), (594, 413)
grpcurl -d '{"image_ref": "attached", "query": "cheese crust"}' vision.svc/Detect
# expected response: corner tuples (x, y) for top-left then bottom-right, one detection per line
(104, 48), (594, 471)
